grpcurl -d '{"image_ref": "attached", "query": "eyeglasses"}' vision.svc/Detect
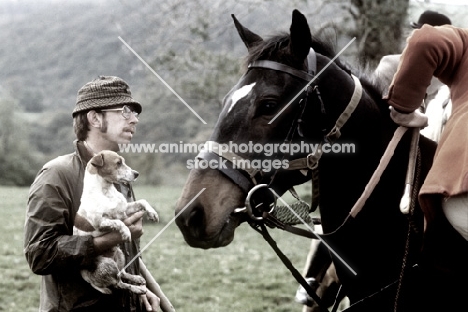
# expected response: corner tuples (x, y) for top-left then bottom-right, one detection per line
(100, 105), (139, 119)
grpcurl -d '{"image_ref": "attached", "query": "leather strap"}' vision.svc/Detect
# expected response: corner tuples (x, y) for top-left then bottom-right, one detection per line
(288, 74), (362, 170)
(249, 48), (317, 81)
(196, 151), (255, 194)
(204, 141), (261, 178)
(349, 126), (408, 217)
(249, 60), (314, 82)
(326, 74), (362, 142)
(251, 223), (330, 312)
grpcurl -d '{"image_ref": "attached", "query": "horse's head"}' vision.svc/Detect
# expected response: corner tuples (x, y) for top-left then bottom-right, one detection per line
(175, 10), (369, 248)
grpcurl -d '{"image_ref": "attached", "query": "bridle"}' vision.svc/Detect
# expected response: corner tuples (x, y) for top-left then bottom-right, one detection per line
(196, 47), (362, 204)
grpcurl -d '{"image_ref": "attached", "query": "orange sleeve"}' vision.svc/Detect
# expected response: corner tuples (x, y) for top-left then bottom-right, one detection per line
(387, 25), (465, 113)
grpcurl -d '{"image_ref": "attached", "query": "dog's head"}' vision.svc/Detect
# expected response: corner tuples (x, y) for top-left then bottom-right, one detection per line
(87, 150), (139, 184)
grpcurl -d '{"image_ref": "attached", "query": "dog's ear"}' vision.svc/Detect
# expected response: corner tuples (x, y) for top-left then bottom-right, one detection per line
(90, 153), (104, 168)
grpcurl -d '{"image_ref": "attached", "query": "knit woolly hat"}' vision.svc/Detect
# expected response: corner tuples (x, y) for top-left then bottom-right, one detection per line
(72, 76), (142, 117)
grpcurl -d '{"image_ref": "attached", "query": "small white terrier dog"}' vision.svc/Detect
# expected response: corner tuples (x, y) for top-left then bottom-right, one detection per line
(74, 150), (159, 295)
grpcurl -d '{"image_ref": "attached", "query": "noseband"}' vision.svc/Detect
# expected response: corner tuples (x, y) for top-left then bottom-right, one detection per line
(196, 48), (362, 198)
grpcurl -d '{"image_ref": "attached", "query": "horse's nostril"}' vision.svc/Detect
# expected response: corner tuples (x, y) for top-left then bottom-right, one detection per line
(186, 207), (205, 238)
(176, 204), (206, 240)
(186, 207), (202, 225)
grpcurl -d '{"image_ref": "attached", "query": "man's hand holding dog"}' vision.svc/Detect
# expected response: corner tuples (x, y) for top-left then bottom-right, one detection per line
(124, 210), (146, 240)
(141, 289), (161, 311)
(93, 211), (146, 253)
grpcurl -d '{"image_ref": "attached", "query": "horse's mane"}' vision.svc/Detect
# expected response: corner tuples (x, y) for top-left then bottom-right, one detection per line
(244, 32), (340, 69)
(244, 31), (386, 104)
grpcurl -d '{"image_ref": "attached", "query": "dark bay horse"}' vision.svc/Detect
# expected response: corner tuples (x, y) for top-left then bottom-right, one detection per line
(175, 10), (467, 311)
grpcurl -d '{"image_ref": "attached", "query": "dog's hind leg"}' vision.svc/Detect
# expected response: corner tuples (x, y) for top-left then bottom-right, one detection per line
(114, 247), (146, 287)
(81, 256), (121, 295)
(126, 200), (159, 222)
(115, 280), (148, 295)
(114, 247), (147, 294)
(116, 248), (146, 286)
(120, 270), (146, 285)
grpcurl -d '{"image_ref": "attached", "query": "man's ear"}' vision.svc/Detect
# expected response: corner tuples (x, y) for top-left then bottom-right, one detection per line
(90, 153), (104, 168)
(87, 110), (102, 128)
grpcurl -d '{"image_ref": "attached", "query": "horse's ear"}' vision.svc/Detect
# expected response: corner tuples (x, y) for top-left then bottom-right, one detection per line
(232, 14), (263, 50)
(289, 10), (312, 61)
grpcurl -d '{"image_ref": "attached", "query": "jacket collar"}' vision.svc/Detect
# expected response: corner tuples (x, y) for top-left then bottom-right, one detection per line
(74, 140), (95, 170)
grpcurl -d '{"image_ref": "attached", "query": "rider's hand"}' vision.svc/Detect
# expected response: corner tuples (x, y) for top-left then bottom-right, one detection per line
(389, 107), (428, 128)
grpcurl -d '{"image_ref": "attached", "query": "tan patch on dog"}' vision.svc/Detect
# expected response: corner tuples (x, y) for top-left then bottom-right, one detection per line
(90, 153), (104, 167)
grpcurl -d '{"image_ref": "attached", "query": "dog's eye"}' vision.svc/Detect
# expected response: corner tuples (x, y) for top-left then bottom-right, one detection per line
(116, 160), (122, 166)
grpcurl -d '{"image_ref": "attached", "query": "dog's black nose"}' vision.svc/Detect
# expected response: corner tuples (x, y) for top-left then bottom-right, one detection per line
(133, 170), (139, 179)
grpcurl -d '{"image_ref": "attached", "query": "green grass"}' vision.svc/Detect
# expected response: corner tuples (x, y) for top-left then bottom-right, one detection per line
(1, 184), (314, 311)
(0, 186), (41, 311)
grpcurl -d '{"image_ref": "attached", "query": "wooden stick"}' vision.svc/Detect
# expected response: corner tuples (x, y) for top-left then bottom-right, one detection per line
(139, 258), (176, 312)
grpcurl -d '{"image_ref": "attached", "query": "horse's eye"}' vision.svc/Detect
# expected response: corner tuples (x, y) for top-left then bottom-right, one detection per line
(257, 100), (279, 116)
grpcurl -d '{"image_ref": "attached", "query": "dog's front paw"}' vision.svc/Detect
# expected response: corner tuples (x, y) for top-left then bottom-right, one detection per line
(133, 275), (146, 286)
(146, 210), (159, 223)
(131, 199), (159, 222)
(121, 227), (132, 242)
(132, 284), (147, 295)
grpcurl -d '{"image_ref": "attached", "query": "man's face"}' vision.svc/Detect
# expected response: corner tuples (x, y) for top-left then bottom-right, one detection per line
(99, 105), (139, 145)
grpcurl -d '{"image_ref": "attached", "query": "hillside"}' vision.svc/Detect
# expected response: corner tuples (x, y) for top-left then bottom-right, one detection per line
(1, 0), (467, 185)
(0, 1), (310, 111)
(1, 1), (153, 110)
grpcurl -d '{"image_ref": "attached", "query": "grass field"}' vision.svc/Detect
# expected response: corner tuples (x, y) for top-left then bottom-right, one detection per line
(0, 184), (315, 311)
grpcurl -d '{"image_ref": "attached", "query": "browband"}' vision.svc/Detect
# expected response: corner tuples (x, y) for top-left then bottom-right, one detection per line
(248, 48), (317, 81)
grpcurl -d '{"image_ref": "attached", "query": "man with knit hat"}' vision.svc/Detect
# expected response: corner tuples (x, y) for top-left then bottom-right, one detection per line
(25, 76), (160, 311)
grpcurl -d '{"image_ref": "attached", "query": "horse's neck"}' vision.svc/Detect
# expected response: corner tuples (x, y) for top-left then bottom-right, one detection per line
(305, 57), (421, 301)
(317, 83), (401, 230)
